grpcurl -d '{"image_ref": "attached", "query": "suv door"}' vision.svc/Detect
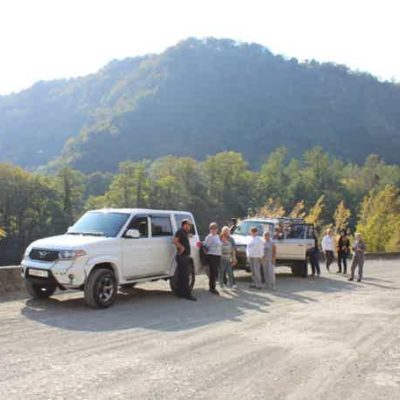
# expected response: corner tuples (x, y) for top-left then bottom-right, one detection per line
(121, 215), (153, 279)
(276, 224), (308, 261)
(149, 214), (175, 275)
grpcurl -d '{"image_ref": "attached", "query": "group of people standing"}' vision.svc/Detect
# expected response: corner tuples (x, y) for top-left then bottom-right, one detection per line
(173, 219), (367, 303)
(204, 223), (277, 293)
(312, 228), (366, 282)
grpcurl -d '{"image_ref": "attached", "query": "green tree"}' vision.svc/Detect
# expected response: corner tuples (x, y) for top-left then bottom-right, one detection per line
(356, 185), (400, 252)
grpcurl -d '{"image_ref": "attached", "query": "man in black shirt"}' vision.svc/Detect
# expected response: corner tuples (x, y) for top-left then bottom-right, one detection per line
(173, 219), (197, 301)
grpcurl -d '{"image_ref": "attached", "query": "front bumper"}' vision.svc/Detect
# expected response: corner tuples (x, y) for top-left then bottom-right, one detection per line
(21, 257), (87, 288)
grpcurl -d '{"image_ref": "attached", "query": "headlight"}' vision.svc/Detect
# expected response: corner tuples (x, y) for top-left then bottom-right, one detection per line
(59, 250), (87, 260)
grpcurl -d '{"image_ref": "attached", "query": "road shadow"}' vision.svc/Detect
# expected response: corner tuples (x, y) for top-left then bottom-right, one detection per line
(236, 269), (357, 304)
(20, 282), (273, 333)
(20, 271), (359, 333)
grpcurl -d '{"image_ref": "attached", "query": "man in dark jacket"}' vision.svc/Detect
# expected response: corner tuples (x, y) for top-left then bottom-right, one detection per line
(337, 229), (350, 274)
(173, 219), (197, 301)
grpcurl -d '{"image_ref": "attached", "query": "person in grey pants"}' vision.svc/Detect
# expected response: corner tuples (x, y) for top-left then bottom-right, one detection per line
(246, 226), (264, 289)
(262, 231), (277, 289)
(349, 233), (366, 282)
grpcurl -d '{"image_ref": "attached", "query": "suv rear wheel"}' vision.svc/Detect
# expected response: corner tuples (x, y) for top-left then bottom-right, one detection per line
(170, 261), (195, 294)
(25, 280), (57, 299)
(291, 261), (307, 277)
(84, 268), (118, 309)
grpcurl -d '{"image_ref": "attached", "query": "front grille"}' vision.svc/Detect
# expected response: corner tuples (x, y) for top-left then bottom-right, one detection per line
(29, 248), (59, 262)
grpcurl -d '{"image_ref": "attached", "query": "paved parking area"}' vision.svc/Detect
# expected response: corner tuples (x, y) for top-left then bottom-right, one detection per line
(1, 261), (400, 399)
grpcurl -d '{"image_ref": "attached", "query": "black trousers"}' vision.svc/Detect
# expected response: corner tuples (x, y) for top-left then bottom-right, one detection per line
(206, 254), (220, 290)
(308, 248), (321, 275)
(176, 254), (191, 297)
(337, 251), (348, 273)
(325, 251), (334, 270)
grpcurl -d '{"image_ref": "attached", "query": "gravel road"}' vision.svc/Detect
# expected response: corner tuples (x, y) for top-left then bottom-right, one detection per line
(1, 260), (400, 400)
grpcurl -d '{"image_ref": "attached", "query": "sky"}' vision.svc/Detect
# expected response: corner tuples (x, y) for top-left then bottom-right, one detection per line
(0, 0), (399, 95)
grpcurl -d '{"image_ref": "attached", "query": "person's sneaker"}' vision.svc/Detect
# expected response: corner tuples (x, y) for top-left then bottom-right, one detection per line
(311, 273), (315, 277)
(336, 271), (341, 274)
(348, 277), (354, 281)
(185, 295), (197, 301)
(232, 284), (238, 289)
(249, 284), (256, 289)
(357, 278), (362, 282)
(209, 288), (219, 295)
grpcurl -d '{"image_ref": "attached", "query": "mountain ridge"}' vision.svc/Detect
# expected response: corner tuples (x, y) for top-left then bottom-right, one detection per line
(0, 37), (399, 172)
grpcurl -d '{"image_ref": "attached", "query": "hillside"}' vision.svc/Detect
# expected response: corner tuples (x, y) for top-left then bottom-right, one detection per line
(1, 38), (400, 172)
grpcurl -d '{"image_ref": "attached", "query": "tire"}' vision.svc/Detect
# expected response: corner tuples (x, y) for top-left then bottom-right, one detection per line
(169, 260), (195, 294)
(25, 280), (57, 299)
(84, 268), (118, 309)
(291, 261), (308, 277)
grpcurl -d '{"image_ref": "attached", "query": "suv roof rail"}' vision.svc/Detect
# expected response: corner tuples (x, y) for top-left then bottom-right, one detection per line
(276, 217), (305, 223)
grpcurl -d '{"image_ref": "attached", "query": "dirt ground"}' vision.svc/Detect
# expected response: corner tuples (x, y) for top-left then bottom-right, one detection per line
(1, 260), (400, 400)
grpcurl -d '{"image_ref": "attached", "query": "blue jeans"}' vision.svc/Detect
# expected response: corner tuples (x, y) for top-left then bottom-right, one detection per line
(219, 257), (234, 287)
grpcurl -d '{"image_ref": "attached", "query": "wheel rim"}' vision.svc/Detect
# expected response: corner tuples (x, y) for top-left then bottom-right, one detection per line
(97, 274), (115, 303)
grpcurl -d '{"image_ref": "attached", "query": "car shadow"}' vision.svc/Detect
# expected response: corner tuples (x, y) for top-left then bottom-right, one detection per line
(20, 271), (359, 333)
(20, 282), (273, 333)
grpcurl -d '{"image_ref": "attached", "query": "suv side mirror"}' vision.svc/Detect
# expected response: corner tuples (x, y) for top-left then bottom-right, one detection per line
(125, 229), (140, 239)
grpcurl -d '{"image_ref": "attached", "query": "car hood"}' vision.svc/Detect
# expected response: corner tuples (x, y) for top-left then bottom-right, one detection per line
(29, 234), (110, 250)
(231, 235), (251, 246)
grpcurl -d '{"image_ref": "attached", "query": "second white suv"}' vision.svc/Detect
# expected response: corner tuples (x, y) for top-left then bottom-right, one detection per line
(231, 217), (315, 276)
(21, 209), (201, 308)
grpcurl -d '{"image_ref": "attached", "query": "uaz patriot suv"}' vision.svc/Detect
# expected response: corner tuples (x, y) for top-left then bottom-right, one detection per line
(21, 209), (201, 308)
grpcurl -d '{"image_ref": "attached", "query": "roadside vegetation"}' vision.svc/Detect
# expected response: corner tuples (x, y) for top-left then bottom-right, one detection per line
(1, 146), (400, 264)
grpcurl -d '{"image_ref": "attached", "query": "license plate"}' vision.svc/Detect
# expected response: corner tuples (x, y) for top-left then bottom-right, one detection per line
(29, 269), (49, 278)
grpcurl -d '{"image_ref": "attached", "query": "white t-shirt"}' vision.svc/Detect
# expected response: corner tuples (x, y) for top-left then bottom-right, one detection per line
(204, 233), (222, 256)
(321, 235), (334, 252)
(246, 236), (264, 258)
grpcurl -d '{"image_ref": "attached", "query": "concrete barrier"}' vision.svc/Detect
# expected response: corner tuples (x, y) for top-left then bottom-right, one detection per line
(0, 266), (26, 297)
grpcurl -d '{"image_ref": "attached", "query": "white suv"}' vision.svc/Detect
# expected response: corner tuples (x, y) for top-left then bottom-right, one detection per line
(21, 209), (201, 308)
(231, 217), (315, 276)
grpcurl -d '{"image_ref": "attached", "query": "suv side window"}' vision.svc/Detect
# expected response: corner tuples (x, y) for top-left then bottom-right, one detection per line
(285, 224), (306, 239)
(126, 216), (149, 238)
(305, 224), (315, 239)
(151, 216), (173, 237)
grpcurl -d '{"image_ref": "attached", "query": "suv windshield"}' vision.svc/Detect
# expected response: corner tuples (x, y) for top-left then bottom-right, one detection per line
(232, 221), (273, 237)
(67, 212), (130, 238)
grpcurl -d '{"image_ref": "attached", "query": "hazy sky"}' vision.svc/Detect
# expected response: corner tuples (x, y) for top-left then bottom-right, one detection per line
(0, 0), (399, 95)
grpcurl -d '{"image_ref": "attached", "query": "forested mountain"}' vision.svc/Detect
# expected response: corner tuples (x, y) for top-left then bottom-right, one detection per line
(1, 38), (400, 172)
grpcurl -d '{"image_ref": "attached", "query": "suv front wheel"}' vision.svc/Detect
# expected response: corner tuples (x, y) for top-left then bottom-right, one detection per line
(84, 268), (118, 308)
(291, 261), (308, 277)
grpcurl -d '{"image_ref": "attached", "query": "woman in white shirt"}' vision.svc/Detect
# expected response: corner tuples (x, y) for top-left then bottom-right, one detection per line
(321, 228), (335, 272)
(246, 226), (264, 289)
